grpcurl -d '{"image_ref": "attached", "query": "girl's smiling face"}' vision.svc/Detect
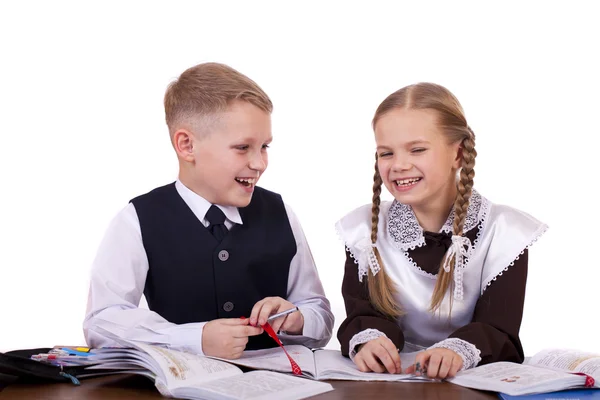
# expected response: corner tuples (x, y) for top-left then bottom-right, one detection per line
(375, 108), (462, 213)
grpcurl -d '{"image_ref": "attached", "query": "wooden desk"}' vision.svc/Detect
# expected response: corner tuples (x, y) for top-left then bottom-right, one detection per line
(0, 374), (497, 399)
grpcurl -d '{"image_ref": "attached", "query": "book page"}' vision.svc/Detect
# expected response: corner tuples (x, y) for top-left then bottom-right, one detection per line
(450, 362), (585, 396)
(209, 345), (317, 378)
(133, 342), (243, 391)
(90, 350), (159, 372)
(175, 370), (333, 400)
(313, 349), (427, 382)
(527, 349), (600, 383)
(87, 329), (168, 374)
(76, 369), (157, 379)
(86, 361), (148, 370)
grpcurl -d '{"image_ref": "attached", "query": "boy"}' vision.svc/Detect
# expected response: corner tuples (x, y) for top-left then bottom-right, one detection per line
(83, 63), (334, 359)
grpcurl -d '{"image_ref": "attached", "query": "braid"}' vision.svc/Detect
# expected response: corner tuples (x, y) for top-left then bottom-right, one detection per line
(455, 132), (477, 235)
(371, 153), (382, 244)
(430, 128), (477, 312)
(367, 152), (403, 318)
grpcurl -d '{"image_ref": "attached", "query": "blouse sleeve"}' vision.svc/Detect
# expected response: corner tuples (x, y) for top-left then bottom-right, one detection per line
(337, 250), (405, 357)
(448, 249), (528, 365)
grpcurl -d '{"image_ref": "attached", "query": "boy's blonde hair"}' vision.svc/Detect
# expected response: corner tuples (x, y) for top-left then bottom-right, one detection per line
(369, 82), (477, 318)
(164, 62), (273, 136)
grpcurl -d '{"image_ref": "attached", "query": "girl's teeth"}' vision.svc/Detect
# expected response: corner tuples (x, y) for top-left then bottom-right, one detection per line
(396, 178), (420, 185)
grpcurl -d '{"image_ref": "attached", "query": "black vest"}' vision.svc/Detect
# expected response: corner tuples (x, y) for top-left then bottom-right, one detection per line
(131, 183), (296, 350)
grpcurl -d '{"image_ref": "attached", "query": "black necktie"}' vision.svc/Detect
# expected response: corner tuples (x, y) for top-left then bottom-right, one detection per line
(206, 205), (228, 242)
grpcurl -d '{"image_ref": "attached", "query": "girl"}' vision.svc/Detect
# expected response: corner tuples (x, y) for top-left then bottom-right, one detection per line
(336, 83), (547, 380)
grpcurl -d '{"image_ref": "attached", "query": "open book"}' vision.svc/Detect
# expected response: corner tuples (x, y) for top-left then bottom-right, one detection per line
(209, 345), (426, 382)
(449, 348), (600, 396)
(86, 340), (333, 400)
(498, 388), (600, 400)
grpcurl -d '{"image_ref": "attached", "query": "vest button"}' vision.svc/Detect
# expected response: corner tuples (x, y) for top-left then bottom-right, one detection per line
(218, 250), (229, 261)
(223, 301), (234, 312)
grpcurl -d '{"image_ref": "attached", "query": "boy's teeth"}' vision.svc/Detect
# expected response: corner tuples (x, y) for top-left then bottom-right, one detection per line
(236, 178), (255, 184)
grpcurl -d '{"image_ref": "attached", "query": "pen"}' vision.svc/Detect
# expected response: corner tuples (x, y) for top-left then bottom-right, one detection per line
(61, 347), (94, 356)
(32, 354), (90, 360)
(266, 306), (299, 322)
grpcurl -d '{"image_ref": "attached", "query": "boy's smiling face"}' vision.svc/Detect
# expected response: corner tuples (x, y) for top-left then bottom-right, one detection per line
(178, 100), (272, 207)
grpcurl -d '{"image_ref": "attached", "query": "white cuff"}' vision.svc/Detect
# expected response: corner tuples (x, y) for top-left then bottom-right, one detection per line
(428, 338), (482, 370)
(297, 305), (318, 338)
(348, 328), (387, 361)
(166, 322), (207, 355)
(279, 306), (332, 349)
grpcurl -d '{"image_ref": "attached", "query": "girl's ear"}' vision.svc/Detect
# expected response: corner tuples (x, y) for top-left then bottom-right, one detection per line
(453, 144), (463, 169)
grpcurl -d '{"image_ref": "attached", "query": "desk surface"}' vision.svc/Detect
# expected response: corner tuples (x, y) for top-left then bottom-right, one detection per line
(0, 374), (498, 399)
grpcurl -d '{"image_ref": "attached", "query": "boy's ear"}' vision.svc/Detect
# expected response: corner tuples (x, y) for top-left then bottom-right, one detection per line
(173, 129), (196, 161)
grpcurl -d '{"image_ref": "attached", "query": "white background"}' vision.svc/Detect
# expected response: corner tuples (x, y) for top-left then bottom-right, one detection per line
(1, 1), (599, 356)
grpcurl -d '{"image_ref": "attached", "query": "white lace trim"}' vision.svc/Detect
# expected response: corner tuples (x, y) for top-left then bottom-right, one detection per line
(446, 194), (491, 299)
(336, 226), (381, 283)
(387, 201), (427, 251)
(428, 338), (482, 370)
(388, 189), (486, 251)
(464, 195), (491, 267)
(441, 190), (485, 234)
(349, 328), (387, 361)
(405, 253), (437, 279)
(444, 235), (474, 300)
(481, 223), (549, 293)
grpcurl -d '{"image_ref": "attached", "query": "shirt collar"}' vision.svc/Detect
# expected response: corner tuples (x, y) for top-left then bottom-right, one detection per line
(387, 189), (488, 251)
(175, 179), (243, 225)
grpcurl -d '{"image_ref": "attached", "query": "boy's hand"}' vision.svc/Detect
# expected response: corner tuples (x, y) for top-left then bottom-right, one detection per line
(249, 297), (304, 334)
(202, 318), (263, 359)
(405, 348), (463, 379)
(353, 336), (401, 374)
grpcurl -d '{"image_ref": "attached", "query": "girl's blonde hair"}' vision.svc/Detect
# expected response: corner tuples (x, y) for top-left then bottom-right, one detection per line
(368, 82), (477, 317)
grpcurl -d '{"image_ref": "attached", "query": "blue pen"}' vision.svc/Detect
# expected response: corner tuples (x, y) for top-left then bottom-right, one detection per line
(58, 347), (95, 356)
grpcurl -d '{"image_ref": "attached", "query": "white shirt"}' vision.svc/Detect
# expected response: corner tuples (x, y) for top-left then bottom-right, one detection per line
(84, 180), (334, 354)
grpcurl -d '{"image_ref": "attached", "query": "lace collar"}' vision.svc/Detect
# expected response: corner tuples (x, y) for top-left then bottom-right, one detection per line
(387, 189), (487, 251)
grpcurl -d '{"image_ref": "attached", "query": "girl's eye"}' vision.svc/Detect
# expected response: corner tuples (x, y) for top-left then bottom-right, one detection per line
(235, 145), (249, 151)
(262, 144), (270, 149)
(379, 152), (392, 158)
(411, 148), (427, 153)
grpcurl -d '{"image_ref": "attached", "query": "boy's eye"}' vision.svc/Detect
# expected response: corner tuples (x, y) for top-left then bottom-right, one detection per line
(411, 148), (427, 154)
(235, 145), (249, 151)
(378, 152), (392, 158)
(262, 144), (270, 150)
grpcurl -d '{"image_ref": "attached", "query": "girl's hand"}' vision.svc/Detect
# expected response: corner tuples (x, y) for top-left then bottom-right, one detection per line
(405, 348), (463, 379)
(353, 336), (401, 374)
